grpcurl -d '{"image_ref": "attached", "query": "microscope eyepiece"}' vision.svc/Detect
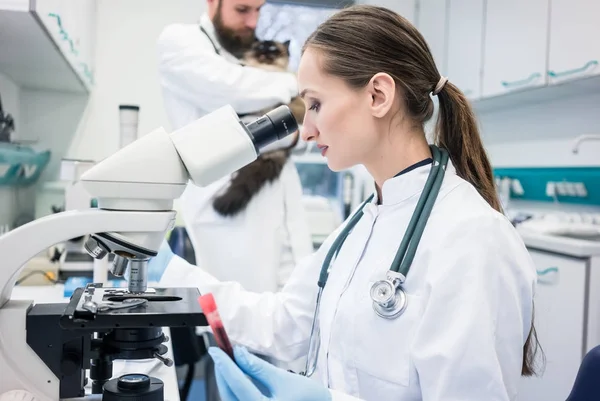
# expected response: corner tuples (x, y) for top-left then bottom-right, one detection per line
(244, 105), (298, 151)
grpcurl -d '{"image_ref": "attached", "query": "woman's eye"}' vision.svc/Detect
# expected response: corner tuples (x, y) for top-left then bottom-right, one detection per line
(308, 102), (320, 112)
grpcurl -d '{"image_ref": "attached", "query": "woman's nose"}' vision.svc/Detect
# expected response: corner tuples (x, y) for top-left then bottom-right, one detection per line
(300, 120), (317, 142)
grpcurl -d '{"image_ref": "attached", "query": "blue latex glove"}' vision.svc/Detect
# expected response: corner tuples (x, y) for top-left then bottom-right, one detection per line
(147, 239), (174, 282)
(209, 346), (332, 401)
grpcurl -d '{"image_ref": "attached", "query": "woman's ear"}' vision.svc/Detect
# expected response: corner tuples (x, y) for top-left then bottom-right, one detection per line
(366, 73), (396, 118)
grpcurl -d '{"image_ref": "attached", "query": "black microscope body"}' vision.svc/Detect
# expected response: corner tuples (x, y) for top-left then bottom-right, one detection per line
(26, 284), (207, 399)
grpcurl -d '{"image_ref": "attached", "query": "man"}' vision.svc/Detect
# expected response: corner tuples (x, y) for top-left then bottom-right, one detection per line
(156, 0), (313, 294)
(158, 0), (299, 130)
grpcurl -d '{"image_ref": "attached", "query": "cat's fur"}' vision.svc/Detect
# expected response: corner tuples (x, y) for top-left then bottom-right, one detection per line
(212, 39), (303, 217)
(242, 40), (305, 124)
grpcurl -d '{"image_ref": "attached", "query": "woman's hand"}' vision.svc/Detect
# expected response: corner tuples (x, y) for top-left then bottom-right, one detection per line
(209, 346), (332, 401)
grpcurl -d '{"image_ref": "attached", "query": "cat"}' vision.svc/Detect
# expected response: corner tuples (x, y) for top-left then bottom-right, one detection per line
(242, 40), (306, 125)
(212, 39), (304, 218)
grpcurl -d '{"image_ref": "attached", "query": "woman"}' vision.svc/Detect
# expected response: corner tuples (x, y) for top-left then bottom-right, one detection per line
(158, 5), (541, 400)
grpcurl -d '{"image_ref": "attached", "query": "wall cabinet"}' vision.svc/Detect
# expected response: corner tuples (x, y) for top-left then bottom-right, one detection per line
(0, 0), (96, 93)
(445, 0), (485, 100)
(416, 0), (448, 75)
(481, 0), (550, 98)
(35, 0), (97, 90)
(517, 249), (587, 401)
(547, 0), (600, 85)
(408, 0), (600, 104)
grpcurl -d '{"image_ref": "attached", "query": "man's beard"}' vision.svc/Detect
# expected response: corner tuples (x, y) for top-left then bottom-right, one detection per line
(213, 5), (256, 58)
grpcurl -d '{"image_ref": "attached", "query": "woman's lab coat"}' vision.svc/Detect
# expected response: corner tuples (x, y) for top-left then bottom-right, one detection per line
(160, 161), (537, 401)
(157, 14), (313, 292)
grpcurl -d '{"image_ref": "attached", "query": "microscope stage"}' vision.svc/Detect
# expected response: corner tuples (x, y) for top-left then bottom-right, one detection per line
(55, 286), (208, 330)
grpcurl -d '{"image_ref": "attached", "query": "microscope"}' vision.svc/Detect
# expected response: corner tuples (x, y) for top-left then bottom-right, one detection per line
(0, 104), (297, 401)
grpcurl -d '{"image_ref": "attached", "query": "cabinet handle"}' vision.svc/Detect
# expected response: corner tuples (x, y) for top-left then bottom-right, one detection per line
(536, 267), (559, 285)
(501, 73), (542, 88)
(548, 60), (599, 78)
(48, 13), (79, 56)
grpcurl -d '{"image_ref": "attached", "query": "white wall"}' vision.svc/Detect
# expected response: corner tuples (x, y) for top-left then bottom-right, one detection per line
(68, 0), (205, 161)
(0, 72), (20, 227)
(477, 92), (600, 167)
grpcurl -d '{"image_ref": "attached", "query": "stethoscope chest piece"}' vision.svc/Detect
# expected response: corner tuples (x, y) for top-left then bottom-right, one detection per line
(370, 271), (408, 319)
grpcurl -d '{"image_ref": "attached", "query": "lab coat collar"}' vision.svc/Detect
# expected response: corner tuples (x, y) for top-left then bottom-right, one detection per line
(371, 159), (457, 206)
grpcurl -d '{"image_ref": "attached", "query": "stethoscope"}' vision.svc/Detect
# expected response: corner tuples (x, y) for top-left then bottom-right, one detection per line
(301, 145), (450, 377)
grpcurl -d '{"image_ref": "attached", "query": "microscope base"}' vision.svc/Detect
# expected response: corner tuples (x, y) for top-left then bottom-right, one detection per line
(0, 300), (59, 401)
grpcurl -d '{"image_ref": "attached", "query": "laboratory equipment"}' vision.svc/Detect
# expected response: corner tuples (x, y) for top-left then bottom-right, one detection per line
(57, 159), (96, 280)
(198, 293), (234, 360)
(302, 145), (449, 377)
(0, 104), (297, 400)
(119, 105), (140, 149)
(293, 154), (373, 248)
(102, 373), (164, 401)
(0, 91), (15, 143)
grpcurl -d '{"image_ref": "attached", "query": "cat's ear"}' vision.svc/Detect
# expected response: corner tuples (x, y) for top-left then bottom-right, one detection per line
(283, 40), (291, 50)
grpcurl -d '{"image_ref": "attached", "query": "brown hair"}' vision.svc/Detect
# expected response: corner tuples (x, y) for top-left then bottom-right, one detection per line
(303, 4), (542, 376)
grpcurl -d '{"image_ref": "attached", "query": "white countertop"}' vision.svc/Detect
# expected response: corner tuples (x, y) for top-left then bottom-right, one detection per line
(10, 284), (181, 401)
(519, 231), (600, 258)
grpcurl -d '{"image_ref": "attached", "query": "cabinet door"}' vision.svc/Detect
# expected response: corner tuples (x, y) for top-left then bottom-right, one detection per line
(547, 0), (600, 84)
(517, 250), (587, 401)
(416, 0), (448, 75)
(446, 0), (485, 100)
(34, 0), (96, 90)
(61, 0), (96, 85)
(482, 0), (550, 97)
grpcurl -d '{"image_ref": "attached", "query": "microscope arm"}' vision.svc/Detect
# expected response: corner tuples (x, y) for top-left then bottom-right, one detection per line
(0, 209), (175, 308)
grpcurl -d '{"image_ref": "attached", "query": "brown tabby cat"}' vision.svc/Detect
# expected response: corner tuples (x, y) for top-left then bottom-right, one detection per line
(212, 39), (304, 217)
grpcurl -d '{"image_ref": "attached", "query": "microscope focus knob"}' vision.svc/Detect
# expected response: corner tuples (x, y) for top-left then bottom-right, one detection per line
(61, 351), (81, 375)
(0, 390), (39, 401)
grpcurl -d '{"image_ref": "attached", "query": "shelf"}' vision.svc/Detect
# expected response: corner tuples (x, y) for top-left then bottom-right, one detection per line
(0, 4), (90, 94)
(472, 74), (600, 114)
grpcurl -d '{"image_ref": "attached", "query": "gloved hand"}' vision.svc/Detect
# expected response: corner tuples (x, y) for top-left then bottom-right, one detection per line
(147, 239), (175, 282)
(209, 346), (332, 401)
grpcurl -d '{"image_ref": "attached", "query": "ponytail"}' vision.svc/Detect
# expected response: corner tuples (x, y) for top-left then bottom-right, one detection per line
(435, 82), (544, 376)
(434, 82), (501, 212)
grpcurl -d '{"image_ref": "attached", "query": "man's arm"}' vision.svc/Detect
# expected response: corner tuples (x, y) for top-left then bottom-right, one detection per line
(157, 24), (298, 115)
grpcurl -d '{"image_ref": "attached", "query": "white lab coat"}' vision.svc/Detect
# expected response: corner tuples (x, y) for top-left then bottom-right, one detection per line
(157, 14), (313, 292)
(177, 159), (313, 292)
(157, 13), (298, 130)
(160, 161), (537, 400)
